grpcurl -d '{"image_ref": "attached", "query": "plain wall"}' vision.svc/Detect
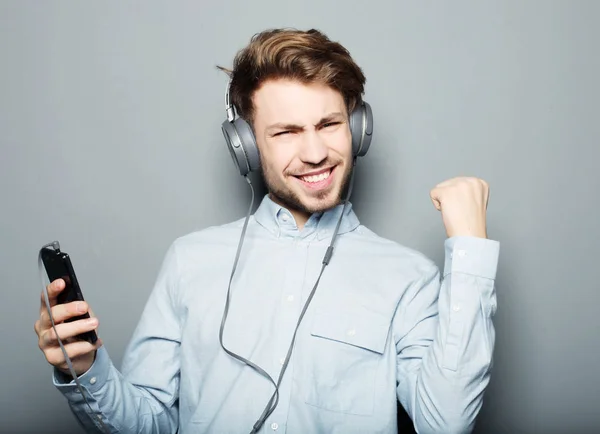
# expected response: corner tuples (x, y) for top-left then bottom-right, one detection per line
(1, 1), (598, 433)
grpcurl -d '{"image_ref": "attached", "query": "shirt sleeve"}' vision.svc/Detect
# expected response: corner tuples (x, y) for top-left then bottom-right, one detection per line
(394, 236), (500, 434)
(52, 242), (183, 434)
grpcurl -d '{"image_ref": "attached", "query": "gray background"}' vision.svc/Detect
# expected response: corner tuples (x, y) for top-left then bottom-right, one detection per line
(1, 1), (598, 433)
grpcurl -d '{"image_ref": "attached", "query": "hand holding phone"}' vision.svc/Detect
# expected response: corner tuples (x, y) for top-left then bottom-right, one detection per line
(35, 245), (103, 376)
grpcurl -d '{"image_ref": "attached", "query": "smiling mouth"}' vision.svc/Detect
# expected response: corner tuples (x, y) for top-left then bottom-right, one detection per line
(297, 168), (333, 183)
(292, 166), (336, 191)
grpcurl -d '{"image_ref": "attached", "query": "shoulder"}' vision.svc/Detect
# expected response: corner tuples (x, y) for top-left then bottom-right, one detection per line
(347, 224), (440, 279)
(176, 218), (246, 246)
(162, 217), (249, 265)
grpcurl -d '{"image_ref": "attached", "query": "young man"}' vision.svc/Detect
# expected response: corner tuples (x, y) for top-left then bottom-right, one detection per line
(34, 28), (499, 433)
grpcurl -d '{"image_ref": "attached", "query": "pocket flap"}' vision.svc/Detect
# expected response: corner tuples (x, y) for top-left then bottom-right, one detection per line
(310, 311), (390, 354)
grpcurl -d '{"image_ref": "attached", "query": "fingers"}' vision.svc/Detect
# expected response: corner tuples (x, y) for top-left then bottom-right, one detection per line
(44, 338), (103, 369)
(39, 317), (99, 349)
(39, 300), (89, 330)
(35, 278), (102, 374)
(40, 278), (66, 311)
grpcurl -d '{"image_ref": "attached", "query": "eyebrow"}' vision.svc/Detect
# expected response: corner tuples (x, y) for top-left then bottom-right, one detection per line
(266, 112), (345, 133)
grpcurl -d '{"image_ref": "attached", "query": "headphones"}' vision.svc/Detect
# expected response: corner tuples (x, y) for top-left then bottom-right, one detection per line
(221, 79), (374, 176)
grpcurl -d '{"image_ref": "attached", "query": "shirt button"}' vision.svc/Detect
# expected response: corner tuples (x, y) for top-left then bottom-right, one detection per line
(452, 304), (461, 312)
(281, 214), (289, 222)
(279, 357), (285, 365)
(347, 329), (356, 337)
(457, 249), (467, 258)
(271, 422), (279, 430)
(286, 295), (294, 302)
(89, 377), (97, 385)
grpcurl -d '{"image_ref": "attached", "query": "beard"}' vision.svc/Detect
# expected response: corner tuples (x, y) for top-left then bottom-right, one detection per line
(262, 158), (353, 216)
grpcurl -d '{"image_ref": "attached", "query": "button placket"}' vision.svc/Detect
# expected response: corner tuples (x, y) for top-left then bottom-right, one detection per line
(273, 240), (307, 431)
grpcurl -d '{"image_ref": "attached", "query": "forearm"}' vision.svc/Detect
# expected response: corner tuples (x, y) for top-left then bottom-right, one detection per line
(54, 346), (178, 434)
(397, 236), (499, 434)
(412, 278), (494, 432)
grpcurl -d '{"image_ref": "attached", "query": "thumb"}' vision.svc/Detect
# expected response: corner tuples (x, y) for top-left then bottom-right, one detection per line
(429, 189), (442, 211)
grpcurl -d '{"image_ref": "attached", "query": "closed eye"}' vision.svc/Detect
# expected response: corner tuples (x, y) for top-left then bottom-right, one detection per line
(272, 121), (341, 137)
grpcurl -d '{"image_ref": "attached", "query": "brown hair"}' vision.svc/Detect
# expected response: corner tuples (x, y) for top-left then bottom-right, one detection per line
(217, 28), (366, 124)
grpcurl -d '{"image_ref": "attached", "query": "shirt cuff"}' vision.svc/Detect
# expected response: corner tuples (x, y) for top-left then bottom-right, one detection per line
(443, 236), (500, 279)
(52, 345), (112, 401)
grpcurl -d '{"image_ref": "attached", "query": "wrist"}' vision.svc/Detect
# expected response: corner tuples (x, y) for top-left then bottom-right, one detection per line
(448, 230), (487, 239)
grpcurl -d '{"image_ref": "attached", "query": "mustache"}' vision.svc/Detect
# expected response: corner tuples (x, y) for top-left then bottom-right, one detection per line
(286, 158), (342, 177)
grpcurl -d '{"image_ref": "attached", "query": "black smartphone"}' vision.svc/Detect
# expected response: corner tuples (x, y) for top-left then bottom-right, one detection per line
(40, 245), (98, 344)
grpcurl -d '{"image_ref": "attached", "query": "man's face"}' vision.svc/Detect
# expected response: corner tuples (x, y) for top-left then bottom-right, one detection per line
(252, 79), (353, 218)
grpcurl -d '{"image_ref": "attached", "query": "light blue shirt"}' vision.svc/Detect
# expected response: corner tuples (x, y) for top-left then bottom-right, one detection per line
(53, 194), (500, 434)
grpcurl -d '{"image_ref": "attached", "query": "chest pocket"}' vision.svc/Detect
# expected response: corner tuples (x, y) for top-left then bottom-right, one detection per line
(304, 311), (391, 416)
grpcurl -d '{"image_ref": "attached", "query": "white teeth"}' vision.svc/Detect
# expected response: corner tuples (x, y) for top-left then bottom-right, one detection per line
(301, 170), (331, 183)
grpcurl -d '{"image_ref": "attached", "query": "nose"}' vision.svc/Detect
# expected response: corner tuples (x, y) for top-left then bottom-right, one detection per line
(299, 130), (328, 165)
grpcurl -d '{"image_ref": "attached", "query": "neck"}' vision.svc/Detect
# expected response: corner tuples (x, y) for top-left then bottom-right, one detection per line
(268, 193), (311, 230)
(289, 209), (310, 230)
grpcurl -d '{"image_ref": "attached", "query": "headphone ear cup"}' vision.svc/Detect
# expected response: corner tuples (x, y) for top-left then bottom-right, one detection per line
(349, 101), (374, 157)
(221, 118), (261, 176)
(234, 118), (261, 172)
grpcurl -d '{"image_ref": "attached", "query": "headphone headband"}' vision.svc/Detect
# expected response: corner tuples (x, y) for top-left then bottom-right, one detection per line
(225, 78), (235, 123)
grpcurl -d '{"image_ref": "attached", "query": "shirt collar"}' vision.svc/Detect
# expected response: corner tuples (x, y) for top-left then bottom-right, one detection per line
(253, 194), (360, 241)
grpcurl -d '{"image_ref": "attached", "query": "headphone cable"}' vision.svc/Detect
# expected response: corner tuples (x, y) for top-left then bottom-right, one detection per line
(219, 159), (357, 433)
(38, 242), (112, 434)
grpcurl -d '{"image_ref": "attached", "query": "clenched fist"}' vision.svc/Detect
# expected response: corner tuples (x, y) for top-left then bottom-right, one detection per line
(430, 176), (490, 239)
